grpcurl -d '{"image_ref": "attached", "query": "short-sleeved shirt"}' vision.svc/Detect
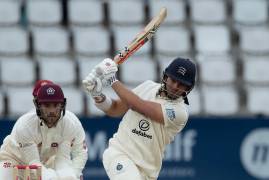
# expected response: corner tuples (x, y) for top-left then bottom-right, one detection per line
(109, 80), (189, 178)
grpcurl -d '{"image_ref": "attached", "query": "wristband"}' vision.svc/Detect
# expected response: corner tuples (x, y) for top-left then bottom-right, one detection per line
(108, 75), (118, 86)
(95, 95), (112, 111)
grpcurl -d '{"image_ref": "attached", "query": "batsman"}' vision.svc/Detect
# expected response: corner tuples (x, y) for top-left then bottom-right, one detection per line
(82, 57), (197, 180)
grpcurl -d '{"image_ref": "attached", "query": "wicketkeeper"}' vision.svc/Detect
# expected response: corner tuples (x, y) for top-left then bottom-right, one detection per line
(0, 82), (88, 180)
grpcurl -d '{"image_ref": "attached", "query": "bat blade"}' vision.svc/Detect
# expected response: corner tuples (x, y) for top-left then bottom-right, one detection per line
(113, 7), (167, 65)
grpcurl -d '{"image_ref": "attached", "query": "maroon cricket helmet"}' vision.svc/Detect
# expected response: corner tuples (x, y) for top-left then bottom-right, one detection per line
(36, 83), (66, 103)
(32, 80), (53, 97)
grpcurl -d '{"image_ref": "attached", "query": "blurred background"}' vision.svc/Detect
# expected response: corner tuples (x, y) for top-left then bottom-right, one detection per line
(0, 0), (268, 179)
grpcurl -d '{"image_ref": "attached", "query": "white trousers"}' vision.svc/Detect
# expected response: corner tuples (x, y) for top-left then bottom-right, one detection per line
(102, 146), (147, 180)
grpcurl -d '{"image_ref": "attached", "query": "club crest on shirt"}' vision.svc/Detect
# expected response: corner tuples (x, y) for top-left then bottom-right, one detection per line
(116, 163), (123, 171)
(166, 108), (176, 121)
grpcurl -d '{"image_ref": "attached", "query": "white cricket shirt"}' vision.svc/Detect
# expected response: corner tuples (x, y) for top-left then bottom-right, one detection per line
(0, 110), (87, 173)
(109, 80), (189, 178)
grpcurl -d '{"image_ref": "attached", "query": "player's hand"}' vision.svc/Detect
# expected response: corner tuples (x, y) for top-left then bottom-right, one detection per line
(93, 58), (118, 76)
(82, 71), (103, 98)
(94, 58), (118, 86)
(82, 71), (96, 91)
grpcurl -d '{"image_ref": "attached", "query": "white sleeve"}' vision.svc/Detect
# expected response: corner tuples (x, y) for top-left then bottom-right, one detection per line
(71, 136), (88, 177)
(70, 120), (88, 177)
(18, 143), (40, 165)
(161, 102), (188, 130)
(161, 103), (189, 144)
(54, 141), (77, 179)
(14, 121), (41, 164)
(59, 112), (88, 178)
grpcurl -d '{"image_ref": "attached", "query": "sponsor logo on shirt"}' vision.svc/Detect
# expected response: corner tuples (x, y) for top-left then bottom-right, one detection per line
(131, 120), (152, 139)
(166, 108), (176, 121)
(139, 119), (150, 131)
(3, 162), (11, 168)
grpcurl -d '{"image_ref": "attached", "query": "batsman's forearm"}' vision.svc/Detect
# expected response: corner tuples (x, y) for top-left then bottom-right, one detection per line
(111, 81), (144, 113)
(111, 81), (165, 124)
(104, 99), (127, 117)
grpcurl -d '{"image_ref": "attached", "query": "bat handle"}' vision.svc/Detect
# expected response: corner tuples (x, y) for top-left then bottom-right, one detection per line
(113, 54), (123, 65)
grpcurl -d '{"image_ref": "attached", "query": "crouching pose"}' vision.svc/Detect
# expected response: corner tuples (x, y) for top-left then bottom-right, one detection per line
(0, 83), (88, 180)
(82, 57), (196, 180)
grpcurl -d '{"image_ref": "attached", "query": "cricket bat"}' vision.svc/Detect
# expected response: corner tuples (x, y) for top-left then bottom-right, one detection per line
(113, 7), (167, 65)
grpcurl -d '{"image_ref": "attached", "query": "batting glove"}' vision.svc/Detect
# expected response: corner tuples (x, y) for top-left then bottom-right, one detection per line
(94, 58), (118, 86)
(94, 58), (118, 76)
(82, 71), (103, 98)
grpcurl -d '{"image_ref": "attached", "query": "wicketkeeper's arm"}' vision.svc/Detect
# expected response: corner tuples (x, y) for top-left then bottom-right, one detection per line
(15, 136), (58, 179)
(54, 141), (77, 179)
(70, 124), (88, 178)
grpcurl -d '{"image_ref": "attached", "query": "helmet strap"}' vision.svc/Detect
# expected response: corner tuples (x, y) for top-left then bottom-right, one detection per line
(62, 98), (66, 116)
